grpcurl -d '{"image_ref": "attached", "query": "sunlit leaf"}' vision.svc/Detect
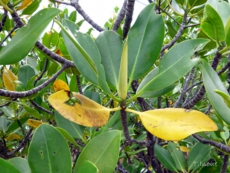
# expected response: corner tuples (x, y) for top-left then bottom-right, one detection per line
(180, 146), (190, 152)
(3, 68), (18, 91)
(17, 0), (33, 10)
(126, 108), (218, 141)
(53, 79), (70, 92)
(117, 41), (128, 100)
(48, 90), (112, 127)
(27, 119), (44, 128)
(201, 4), (225, 42)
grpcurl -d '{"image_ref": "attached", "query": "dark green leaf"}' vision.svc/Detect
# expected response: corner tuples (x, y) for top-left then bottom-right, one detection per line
(127, 3), (165, 87)
(0, 8), (60, 64)
(18, 65), (35, 88)
(202, 60), (230, 124)
(22, 0), (42, 15)
(28, 124), (72, 173)
(188, 142), (211, 171)
(154, 144), (178, 172)
(136, 39), (209, 98)
(188, 0), (207, 8)
(74, 130), (121, 173)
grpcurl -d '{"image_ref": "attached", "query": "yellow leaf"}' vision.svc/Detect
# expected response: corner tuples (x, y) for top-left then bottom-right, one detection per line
(117, 41), (128, 100)
(53, 79), (70, 92)
(5, 133), (21, 141)
(126, 108), (218, 141)
(3, 68), (18, 91)
(27, 119), (44, 128)
(17, 0), (33, 10)
(48, 90), (111, 127)
(180, 146), (190, 152)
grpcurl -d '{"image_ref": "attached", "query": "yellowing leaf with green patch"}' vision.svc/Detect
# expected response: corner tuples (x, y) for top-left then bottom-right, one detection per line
(3, 68), (18, 91)
(48, 90), (116, 127)
(53, 79), (70, 92)
(126, 108), (218, 141)
(17, 0), (33, 10)
(27, 119), (44, 128)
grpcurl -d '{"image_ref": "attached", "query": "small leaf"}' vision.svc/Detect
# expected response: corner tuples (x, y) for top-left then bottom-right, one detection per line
(0, 8), (60, 64)
(17, 0), (33, 10)
(5, 133), (22, 141)
(53, 79), (70, 92)
(117, 41), (128, 100)
(214, 89), (230, 108)
(27, 119), (44, 128)
(48, 90), (111, 127)
(201, 4), (225, 42)
(3, 68), (18, 91)
(126, 108), (218, 141)
(74, 130), (121, 173)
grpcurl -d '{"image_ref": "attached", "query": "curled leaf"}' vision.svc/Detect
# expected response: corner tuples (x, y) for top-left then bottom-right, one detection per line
(3, 68), (18, 91)
(53, 79), (70, 92)
(126, 108), (218, 141)
(48, 90), (111, 127)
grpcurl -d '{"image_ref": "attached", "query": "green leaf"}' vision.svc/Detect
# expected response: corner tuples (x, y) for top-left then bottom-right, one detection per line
(55, 111), (84, 140)
(69, 11), (77, 22)
(127, 3), (164, 86)
(22, 0), (42, 15)
(28, 124), (72, 173)
(154, 144), (178, 172)
(202, 60), (230, 124)
(42, 29), (59, 49)
(188, 142), (211, 171)
(96, 31), (123, 90)
(188, 0), (207, 8)
(18, 65), (35, 88)
(0, 116), (11, 133)
(136, 39), (209, 98)
(214, 89), (230, 108)
(74, 130), (121, 173)
(77, 161), (99, 173)
(168, 142), (186, 172)
(207, 0), (230, 26)
(23, 105), (42, 119)
(0, 8), (60, 65)
(201, 4), (225, 42)
(8, 157), (31, 173)
(0, 158), (20, 173)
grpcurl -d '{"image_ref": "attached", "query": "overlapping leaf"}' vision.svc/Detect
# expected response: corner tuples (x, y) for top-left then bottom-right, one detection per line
(0, 8), (60, 64)
(48, 90), (111, 127)
(17, 0), (33, 10)
(136, 39), (209, 98)
(202, 60), (230, 124)
(53, 79), (70, 92)
(126, 108), (218, 141)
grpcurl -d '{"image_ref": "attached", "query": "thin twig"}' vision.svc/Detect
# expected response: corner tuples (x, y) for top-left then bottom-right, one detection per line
(221, 155), (229, 173)
(70, 0), (104, 32)
(0, 8), (8, 32)
(34, 58), (49, 86)
(30, 100), (54, 115)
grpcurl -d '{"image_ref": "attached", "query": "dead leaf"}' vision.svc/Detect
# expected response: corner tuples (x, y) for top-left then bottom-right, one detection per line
(27, 119), (44, 128)
(126, 108), (218, 141)
(17, 0), (33, 10)
(48, 90), (111, 127)
(5, 133), (21, 141)
(53, 79), (70, 92)
(3, 68), (18, 91)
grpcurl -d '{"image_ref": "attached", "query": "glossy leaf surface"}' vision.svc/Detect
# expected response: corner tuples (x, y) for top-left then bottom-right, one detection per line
(201, 4), (225, 41)
(0, 8), (60, 64)
(74, 130), (121, 173)
(48, 90), (111, 127)
(202, 60), (230, 124)
(28, 124), (72, 173)
(127, 3), (164, 86)
(126, 108), (218, 140)
(136, 39), (209, 97)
